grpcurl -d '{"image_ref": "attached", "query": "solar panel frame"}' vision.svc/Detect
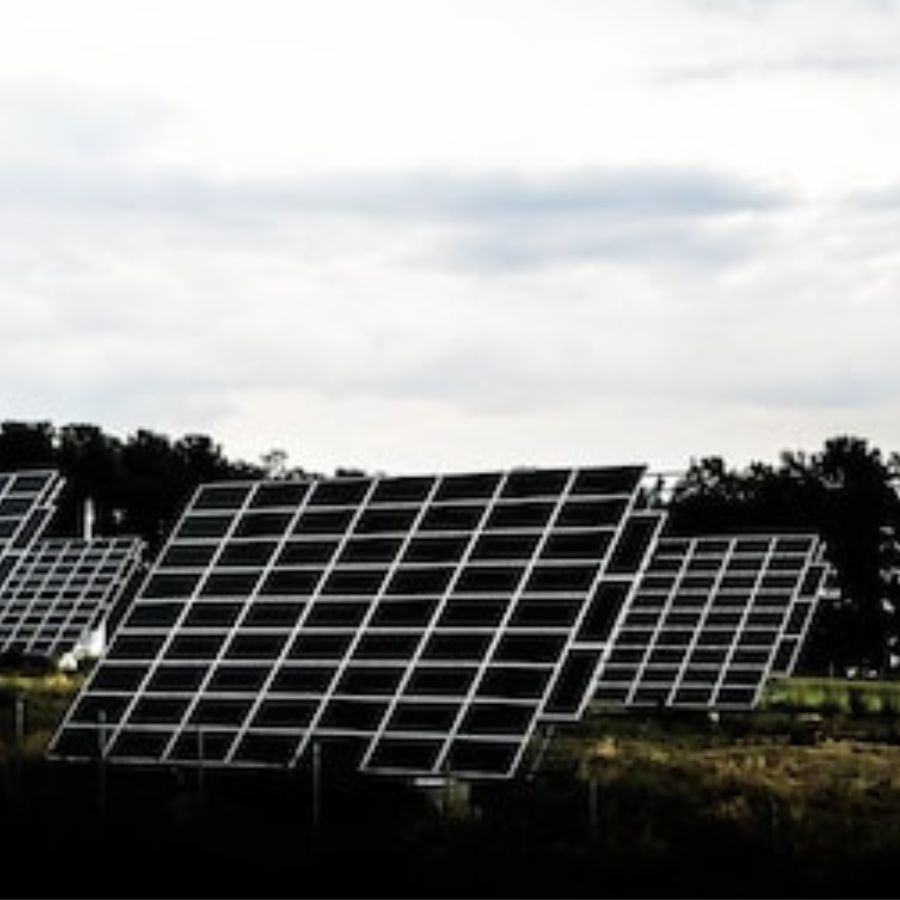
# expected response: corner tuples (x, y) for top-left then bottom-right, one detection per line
(593, 533), (831, 709)
(0, 470), (62, 564)
(0, 536), (145, 659)
(52, 466), (661, 778)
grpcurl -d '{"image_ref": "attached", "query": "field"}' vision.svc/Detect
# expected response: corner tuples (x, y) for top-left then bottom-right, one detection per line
(2, 678), (900, 897)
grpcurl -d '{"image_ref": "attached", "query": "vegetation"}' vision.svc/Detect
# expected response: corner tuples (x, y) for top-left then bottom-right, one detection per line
(764, 676), (900, 715)
(3, 677), (900, 896)
(0, 671), (83, 761)
(669, 436), (900, 677)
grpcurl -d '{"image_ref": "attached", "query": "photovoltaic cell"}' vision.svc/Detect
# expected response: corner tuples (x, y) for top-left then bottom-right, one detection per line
(51, 466), (654, 778)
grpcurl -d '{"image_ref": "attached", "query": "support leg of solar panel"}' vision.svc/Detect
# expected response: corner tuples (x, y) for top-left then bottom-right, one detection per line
(312, 739), (322, 834)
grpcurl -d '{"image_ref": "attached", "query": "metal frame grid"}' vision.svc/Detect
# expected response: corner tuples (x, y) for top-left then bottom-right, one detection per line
(0, 537), (144, 659)
(593, 533), (831, 709)
(0, 470), (63, 575)
(50, 466), (661, 779)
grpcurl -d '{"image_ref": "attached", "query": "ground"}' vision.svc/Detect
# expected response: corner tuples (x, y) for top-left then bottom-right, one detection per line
(2, 676), (900, 897)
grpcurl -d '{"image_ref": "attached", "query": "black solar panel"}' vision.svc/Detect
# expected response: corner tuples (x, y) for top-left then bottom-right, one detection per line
(51, 466), (658, 777)
(0, 469), (145, 663)
(0, 470), (62, 563)
(593, 534), (829, 708)
(0, 537), (144, 659)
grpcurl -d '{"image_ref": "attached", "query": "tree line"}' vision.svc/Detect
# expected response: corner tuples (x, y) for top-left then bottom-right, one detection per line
(0, 421), (267, 549)
(1, 421), (898, 677)
(669, 436), (900, 677)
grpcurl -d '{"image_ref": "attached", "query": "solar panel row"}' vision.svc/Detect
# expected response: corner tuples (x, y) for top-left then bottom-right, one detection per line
(49, 466), (835, 780)
(0, 537), (145, 659)
(0, 470), (145, 664)
(0, 470), (62, 571)
(593, 535), (828, 708)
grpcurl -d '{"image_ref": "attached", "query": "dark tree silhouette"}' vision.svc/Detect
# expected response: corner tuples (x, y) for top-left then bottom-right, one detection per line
(670, 436), (900, 675)
(0, 421), (56, 468)
(0, 420), (264, 552)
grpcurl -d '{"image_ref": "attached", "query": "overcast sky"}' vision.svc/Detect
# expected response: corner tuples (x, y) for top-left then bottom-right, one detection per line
(3, 0), (900, 474)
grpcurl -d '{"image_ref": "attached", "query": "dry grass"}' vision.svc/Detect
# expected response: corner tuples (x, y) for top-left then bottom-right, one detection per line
(551, 724), (900, 879)
(0, 671), (83, 759)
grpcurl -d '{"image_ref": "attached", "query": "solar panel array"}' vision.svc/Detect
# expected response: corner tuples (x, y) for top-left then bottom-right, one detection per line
(593, 534), (829, 708)
(49, 465), (834, 780)
(0, 537), (144, 659)
(51, 467), (666, 777)
(0, 469), (146, 663)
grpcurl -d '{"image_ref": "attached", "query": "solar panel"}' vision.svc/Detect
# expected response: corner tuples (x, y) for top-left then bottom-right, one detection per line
(0, 536), (144, 660)
(0, 470), (63, 574)
(51, 466), (663, 777)
(593, 534), (831, 708)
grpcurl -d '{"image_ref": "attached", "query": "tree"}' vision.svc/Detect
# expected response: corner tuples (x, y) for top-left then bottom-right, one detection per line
(55, 423), (124, 537)
(0, 419), (266, 552)
(670, 436), (900, 675)
(0, 421), (55, 469)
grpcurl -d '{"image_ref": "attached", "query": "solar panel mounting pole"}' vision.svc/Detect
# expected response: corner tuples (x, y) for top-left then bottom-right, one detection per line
(312, 739), (322, 834)
(197, 727), (205, 815)
(14, 693), (25, 787)
(97, 710), (108, 826)
(14, 693), (25, 754)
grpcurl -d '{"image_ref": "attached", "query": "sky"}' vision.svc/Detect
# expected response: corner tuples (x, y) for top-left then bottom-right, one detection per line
(2, 0), (900, 475)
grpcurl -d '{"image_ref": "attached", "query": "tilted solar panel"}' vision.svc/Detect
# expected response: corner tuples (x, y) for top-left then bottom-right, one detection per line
(51, 466), (663, 777)
(593, 534), (831, 708)
(0, 470), (63, 577)
(0, 536), (145, 660)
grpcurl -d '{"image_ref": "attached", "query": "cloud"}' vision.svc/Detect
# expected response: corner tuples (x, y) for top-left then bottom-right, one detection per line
(0, 162), (788, 271)
(662, 52), (900, 83)
(0, 83), (169, 164)
(442, 215), (772, 273)
(846, 183), (900, 211)
(0, 163), (785, 218)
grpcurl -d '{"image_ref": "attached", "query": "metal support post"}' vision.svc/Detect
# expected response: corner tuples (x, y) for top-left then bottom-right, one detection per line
(197, 728), (206, 814)
(588, 771), (598, 841)
(312, 740), (322, 834)
(97, 710), (108, 825)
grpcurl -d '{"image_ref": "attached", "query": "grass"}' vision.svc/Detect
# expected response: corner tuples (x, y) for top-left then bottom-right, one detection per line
(0, 670), (83, 760)
(764, 676), (900, 715)
(540, 710), (900, 896)
(3, 674), (900, 896)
